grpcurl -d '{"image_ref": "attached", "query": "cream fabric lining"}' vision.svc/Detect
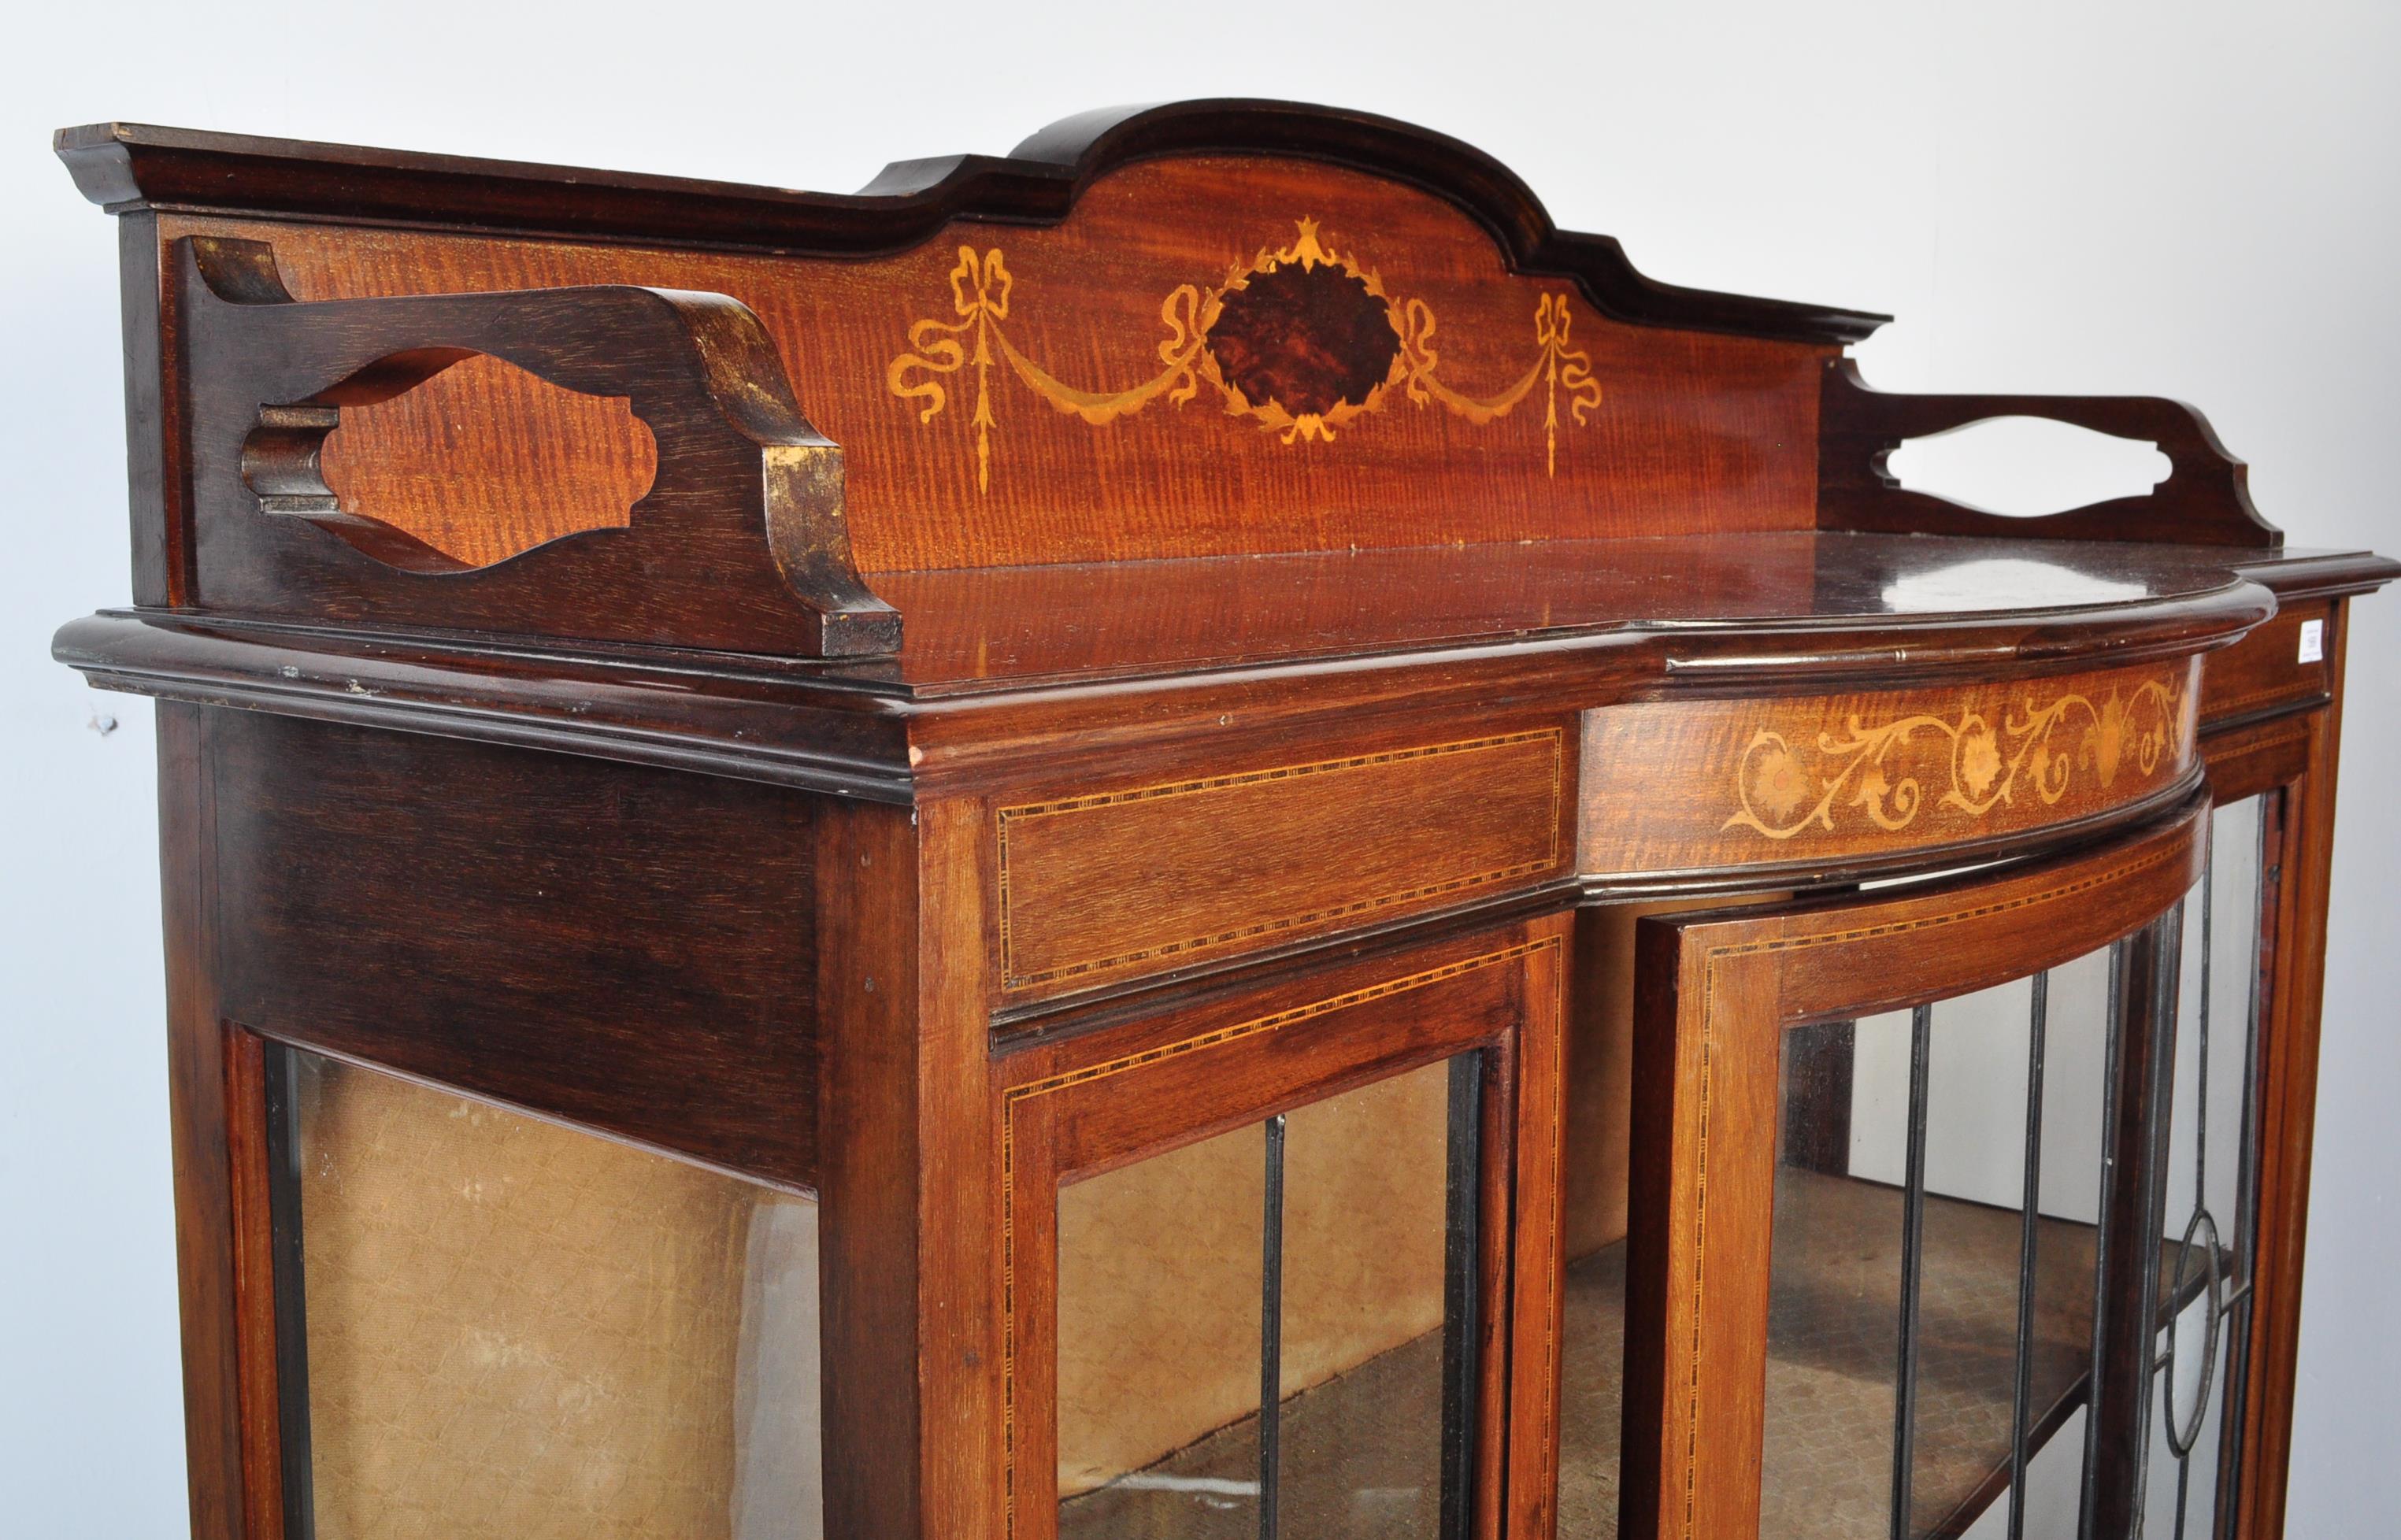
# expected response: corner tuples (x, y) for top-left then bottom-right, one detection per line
(1055, 1059), (1451, 1496)
(291, 1053), (823, 1539)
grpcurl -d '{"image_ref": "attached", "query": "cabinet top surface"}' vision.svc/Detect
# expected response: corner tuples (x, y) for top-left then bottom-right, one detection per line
(825, 531), (2384, 692)
(61, 528), (2387, 705)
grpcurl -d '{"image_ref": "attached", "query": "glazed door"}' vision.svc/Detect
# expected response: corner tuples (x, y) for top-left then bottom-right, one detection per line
(1619, 798), (2214, 1540)
(999, 919), (1569, 1540)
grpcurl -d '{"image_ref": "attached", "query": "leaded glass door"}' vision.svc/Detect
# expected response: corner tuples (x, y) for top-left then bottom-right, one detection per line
(999, 919), (1570, 1540)
(1620, 798), (2213, 1540)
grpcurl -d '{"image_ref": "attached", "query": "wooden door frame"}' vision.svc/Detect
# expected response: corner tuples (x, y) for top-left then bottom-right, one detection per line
(1620, 794), (2211, 1540)
(2195, 602), (2351, 1540)
(994, 915), (1572, 1540)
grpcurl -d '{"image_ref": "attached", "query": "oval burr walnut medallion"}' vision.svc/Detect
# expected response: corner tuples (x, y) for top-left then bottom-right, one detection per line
(1204, 231), (1403, 427)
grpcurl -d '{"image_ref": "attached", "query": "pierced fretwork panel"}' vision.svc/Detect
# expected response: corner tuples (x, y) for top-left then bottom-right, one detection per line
(315, 352), (658, 568)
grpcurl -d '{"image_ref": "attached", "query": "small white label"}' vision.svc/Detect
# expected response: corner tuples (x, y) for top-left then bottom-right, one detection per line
(2298, 618), (2325, 664)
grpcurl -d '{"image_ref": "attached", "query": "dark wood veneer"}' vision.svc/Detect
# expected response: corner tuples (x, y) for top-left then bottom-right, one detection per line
(50, 97), (2391, 1540)
(209, 710), (824, 1190)
(59, 102), (1887, 344)
(1821, 357), (2281, 549)
(176, 234), (895, 656)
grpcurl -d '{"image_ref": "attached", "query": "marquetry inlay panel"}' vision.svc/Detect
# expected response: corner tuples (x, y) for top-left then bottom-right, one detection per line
(1578, 660), (2202, 880)
(996, 729), (1569, 1003)
(168, 150), (1827, 576)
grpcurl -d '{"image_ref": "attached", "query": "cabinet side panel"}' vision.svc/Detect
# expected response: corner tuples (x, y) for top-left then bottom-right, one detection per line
(208, 711), (821, 1188)
(157, 703), (255, 1539)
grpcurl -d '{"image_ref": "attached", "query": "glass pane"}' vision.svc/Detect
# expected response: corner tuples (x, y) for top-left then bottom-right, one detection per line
(2207, 797), (2265, 1277)
(2009, 1404), (2088, 1540)
(278, 1047), (822, 1540)
(1760, 931), (2134, 1540)
(2162, 879), (2210, 1313)
(1760, 1008), (1910, 1539)
(1058, 1120), (1265, 1540)
(2024, 944), (2114, 1523)
(1280, 1058), (1458, 1538)
(1908, 979), (2033, 1537)
(2143, 1318), (2232, 1540)
(1559, 1243), (1627, 1538)
(1559, 901), (1672, 1538)
(1057, 1054), (1475, 1540)
(2142, 795), (2270, 1540)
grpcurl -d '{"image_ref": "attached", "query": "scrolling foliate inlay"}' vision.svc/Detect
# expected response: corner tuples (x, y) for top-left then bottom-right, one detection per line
(886, 219), (1604, 492)
(1723, 677), (2188, 841)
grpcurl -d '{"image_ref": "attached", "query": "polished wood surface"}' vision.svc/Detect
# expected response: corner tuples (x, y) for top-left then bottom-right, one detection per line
(172, 232), (895, 656)
(154, 704), (254, 1538)
(1820, 358), (2278, 549)
(317, 351), (659, 566)
(2199, 598), (2332, 728)
(59, 103), (1888, 343)
(2224, 605), (2351, 1540)
(813, 796), (1006, 1540)
(2190, 611), (2348, 1540)
(158, 176), (1827, 578)
(870, 531), (2337, 691)
(55, 538), (2389, 817)
(209, 710), (824, 1190)
(1580, 658), (2201, 883)
(50, 97), (2395, 1540)
(996, 726), (1569, 1004)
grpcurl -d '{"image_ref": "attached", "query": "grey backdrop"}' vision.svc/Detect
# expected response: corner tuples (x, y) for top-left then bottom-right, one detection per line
(3, 2), (2392, 1532)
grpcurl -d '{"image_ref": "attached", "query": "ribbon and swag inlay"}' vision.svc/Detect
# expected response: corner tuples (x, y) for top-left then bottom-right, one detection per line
(887, 219), (1604, 492)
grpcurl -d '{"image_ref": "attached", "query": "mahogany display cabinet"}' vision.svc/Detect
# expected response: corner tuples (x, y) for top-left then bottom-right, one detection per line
(50, 100), (2394, 1540)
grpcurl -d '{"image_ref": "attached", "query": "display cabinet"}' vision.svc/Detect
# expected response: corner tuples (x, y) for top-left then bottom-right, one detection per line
(49, 100), (2392, 1540)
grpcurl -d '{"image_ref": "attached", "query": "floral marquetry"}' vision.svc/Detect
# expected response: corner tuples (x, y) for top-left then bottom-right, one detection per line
(159, 150), (1833, 572)
(1722, 678), (2188, 841)
(1578, 663), (2202, 881)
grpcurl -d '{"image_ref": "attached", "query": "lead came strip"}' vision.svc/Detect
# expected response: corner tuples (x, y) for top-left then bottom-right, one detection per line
(2007, 971), (2051, 1540)
(1889, 1005), (1935, 1540)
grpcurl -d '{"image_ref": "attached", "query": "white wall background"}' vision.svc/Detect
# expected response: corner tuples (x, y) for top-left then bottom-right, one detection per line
(2, 2), (2392, 1532)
